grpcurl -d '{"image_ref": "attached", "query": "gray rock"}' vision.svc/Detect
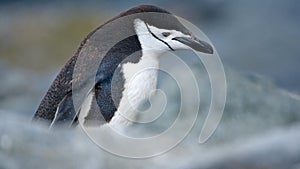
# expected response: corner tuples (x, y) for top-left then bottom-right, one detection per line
(1, 59), (300, 168)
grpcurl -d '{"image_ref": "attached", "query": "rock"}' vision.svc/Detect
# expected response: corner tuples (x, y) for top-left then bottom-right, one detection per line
(0, 59), (300, 168)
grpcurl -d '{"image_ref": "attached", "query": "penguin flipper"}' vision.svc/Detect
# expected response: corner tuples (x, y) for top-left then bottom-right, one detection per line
(50, 92), (77, 127)
(82, 88), (107, 126)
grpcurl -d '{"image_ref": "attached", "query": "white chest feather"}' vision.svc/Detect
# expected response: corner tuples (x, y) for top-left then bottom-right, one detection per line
(122, 56), (159, 104)
(109, 53), (160, 127)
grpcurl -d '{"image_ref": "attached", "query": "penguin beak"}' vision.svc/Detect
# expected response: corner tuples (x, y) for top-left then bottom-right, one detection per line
(172, 37), (214, 54)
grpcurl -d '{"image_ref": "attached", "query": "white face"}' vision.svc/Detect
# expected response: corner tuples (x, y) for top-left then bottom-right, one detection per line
(134, 18), (193, 53)
(134, 18), (213, 55)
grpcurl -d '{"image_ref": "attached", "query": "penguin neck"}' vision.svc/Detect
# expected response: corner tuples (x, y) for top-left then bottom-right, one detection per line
(140, 49), (162, 67)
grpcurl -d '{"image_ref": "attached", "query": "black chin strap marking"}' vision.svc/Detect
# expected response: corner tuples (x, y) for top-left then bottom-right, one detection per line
(145, 23), (175, 51)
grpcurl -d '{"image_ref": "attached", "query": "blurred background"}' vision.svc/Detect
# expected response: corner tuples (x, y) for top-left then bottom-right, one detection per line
(0, 1), (300, 169)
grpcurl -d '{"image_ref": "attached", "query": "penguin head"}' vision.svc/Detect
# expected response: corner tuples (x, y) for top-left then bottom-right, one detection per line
(121, 5), (214, 54)
(134, 18), (213, 54)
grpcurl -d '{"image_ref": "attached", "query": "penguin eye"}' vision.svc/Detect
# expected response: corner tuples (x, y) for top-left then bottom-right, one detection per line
(162, 32), (171, 37)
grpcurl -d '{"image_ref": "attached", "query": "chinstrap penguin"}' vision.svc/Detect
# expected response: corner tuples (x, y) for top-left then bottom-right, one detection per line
(33, 5), (214, 129)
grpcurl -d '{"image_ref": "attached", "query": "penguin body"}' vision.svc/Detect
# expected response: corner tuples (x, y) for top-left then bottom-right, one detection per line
(33, 5), (213, 128)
